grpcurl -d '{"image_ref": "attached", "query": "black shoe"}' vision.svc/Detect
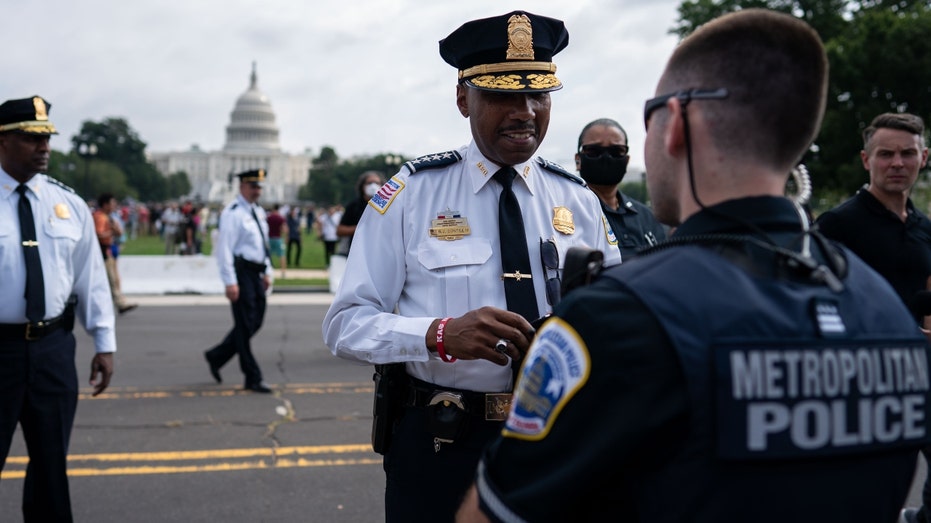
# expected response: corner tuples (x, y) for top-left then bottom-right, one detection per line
(245, 382), (272, 393)
(204, 352), (222, 384)
(118, 304), (138, 315)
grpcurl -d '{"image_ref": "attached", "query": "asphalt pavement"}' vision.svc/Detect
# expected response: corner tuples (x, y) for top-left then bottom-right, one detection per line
(0, 292), (384, 523)
(0, 289), (927, 521)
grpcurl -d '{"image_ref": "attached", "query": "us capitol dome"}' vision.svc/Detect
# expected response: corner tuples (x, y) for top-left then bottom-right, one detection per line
(149, 62), (312, 204)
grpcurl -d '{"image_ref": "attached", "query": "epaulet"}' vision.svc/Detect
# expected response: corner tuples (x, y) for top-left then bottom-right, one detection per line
(403, 150), (462, 174)
(536, 157), (586, 186)
(44, 175), (76, 194)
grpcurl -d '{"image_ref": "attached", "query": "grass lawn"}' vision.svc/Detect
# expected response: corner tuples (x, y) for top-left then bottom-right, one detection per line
(120, 229), (331, 286)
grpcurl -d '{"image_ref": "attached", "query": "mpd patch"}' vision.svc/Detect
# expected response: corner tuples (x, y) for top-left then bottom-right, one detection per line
(602, 215), (618, 245)
(503, 318), (591, 441)
(368, 176), (405, 215)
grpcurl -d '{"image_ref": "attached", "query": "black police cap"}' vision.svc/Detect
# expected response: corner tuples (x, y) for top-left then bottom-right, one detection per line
(439, 11), (569, 93)
(231, 169), (266, 186)
(0, 95), (58, 135)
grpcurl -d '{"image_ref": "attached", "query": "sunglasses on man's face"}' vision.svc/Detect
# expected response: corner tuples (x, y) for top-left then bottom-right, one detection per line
(643, 88), (729, 130)
(578, 144), (629, 160)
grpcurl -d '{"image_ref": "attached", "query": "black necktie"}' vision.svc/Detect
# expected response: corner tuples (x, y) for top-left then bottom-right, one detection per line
(494, 167), (538, 321)
(17, 185), (45, 323)
(250, 205), (270, 260)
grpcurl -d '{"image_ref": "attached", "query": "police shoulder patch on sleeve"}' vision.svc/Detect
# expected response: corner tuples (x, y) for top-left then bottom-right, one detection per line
(367, 175), (405, 215)
(44, 175), (76, 194)
(536, 157), (586, 186)
(503, 317), (591, 441)
(603, 215), (618, 245)
(403, 150), (462, 174)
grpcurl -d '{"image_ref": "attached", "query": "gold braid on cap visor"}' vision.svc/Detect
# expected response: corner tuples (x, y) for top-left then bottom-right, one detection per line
(0, 121), (58, 134)
(460, 61), (560, 90)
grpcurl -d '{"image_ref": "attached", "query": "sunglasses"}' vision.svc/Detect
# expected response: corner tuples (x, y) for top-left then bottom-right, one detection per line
(579, 144), (629, 159)
(643, 88), (729, 129)
(540, 238), (561, 307)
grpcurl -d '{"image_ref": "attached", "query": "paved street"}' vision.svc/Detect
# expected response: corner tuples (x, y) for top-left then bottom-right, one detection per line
(0, 290), (927, 522)
(0, 293), (384, 523)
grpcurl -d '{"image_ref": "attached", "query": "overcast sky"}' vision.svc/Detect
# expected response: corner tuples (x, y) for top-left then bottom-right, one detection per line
(3, 0), (682, 172)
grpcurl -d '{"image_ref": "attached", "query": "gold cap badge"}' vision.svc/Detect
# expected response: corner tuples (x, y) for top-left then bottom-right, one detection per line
(506, 14), (534, 60)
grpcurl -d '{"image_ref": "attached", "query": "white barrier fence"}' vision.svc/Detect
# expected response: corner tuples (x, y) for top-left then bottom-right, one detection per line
(118, 255), (225, 295)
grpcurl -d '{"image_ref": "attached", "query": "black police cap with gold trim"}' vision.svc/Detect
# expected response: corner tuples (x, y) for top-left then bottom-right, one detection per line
(439, 11), (568, 93)
(233, 169), (266, 186)
(0, 95), (58, 135)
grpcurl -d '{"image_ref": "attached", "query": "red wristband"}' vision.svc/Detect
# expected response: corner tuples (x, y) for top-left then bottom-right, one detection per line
(436, 317), (456, 362)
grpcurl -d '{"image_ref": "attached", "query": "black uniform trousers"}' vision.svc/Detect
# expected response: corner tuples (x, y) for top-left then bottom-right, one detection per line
(384, 405), (502, 523)
(205, 260), (266, 387)
(0, 329), (78, 522)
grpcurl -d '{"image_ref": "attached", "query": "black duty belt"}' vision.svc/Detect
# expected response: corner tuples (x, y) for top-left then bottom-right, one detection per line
(234, 256), (267, 272)
(406, 376), (512, 421)
(0, 311), (73, 341)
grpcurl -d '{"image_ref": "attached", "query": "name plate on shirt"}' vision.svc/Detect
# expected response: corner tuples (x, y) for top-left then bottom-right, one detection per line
(429, 210), (471, 241)
(714, 341), (931, 460)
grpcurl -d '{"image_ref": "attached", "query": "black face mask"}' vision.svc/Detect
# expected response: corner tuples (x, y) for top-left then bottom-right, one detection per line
(579, 154), (629, 186)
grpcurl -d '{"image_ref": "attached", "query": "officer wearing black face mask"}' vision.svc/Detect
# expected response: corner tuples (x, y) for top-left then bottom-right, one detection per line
(575, 118), (667, 259)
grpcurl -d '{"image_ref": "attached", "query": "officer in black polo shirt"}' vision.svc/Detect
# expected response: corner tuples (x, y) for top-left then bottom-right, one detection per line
(816, 113), (931, 325)
(574, 117), (666, 258)
(457, 10), (930, 523)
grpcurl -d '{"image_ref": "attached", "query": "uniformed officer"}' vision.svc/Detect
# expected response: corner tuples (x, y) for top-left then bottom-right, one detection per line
(457, 10), (931, 523)
(322, 10), (620, 523)
(204, 169), (274, 393)
(0, 95), (116, 522)
(574, 117), (666, 259)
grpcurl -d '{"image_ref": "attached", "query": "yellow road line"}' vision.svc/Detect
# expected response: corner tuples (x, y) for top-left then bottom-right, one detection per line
(78, 382), (373, 400)
(1, 444), (380, 479)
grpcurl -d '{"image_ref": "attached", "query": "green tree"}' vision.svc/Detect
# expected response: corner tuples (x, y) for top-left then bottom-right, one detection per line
(671, 1), (931, 210)
(299, 148), (406, 205)
(47, 150), (133, 201)
(71, 117), (169, 201)
(166, 171), (192, 199)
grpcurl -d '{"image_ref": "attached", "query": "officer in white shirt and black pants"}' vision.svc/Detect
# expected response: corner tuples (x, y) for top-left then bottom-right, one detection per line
(0, 95), (116, 522)
(205, 169), (274, 393)
(323, 12), (621, 523)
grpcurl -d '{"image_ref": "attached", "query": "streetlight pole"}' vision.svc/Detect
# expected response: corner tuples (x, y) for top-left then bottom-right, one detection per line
(78, 142), (98, 200)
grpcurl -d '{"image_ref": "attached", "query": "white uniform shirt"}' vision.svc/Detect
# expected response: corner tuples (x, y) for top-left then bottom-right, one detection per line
(323, 142), (621, 392)
(0, 170), (116, 353)
(215, 194), (272, 286)
(317, 211), (340, 242)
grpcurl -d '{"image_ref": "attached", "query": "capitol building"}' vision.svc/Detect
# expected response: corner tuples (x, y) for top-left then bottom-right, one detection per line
(149, 64), (312, 204)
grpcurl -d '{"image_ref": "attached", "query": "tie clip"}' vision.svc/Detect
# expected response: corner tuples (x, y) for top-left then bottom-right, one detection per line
(21, 240), (39, 247)
(501, 271), (532, 281)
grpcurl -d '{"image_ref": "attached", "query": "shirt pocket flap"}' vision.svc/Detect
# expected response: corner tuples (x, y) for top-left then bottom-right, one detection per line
(44, 218), (82, 241)
(418, 238), (492, 270)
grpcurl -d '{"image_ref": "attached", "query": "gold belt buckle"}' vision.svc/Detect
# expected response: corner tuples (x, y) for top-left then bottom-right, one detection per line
(484, 393), (512, 421)
(24, 321), (43, 341)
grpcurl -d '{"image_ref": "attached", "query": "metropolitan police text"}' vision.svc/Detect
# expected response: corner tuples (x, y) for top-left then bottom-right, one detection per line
(730, 346), (930, 451)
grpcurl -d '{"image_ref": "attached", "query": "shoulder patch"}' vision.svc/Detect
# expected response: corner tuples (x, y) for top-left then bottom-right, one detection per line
(44, 175), (76, 194)
(404, 150), (462, 174)
(503, 317), (591, 441)
(368, 175), (405, 215)
(536, 157), (586, 186)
